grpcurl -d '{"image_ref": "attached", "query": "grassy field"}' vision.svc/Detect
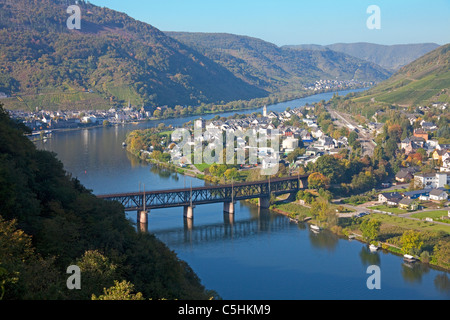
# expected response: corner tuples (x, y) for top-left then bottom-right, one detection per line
(193, 163), (212, 173)
(368, 205), (408, 214)
(367, 213), (450, 234)
(410, 210), (450, 222)
(158, 130), (174, 136)
(271, 202), (312, 219)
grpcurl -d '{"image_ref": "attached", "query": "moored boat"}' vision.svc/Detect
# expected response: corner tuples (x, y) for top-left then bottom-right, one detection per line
(403, 254), (417, 263)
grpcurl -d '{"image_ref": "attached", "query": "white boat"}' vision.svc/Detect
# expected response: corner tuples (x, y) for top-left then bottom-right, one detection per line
(310, 224), (321, 231)
(403, 254), (417, 263)
(289, 218), (299, 224)
(369, 244), (379, 252)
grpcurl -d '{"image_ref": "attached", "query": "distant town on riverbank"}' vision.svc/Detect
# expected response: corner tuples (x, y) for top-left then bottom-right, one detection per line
(4, 79), (373, 134)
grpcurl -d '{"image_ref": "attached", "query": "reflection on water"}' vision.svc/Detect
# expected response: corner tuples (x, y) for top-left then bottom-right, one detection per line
(359, 246), (381, 266)
(154, 208), (291, 247)
(126, 151), (143, 168)
(308, 228), (339, 252)
(401, 260), (430, 284)
(435, 274), (450, 295)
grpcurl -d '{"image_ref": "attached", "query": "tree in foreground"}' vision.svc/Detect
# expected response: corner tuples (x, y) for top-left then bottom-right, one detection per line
(92, 280), (144, 300)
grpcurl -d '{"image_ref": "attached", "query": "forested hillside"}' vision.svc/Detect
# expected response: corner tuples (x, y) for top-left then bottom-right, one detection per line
(0, 0), (267, 111)
(166, 32), (392, 93)
(0, 103), (213, 300)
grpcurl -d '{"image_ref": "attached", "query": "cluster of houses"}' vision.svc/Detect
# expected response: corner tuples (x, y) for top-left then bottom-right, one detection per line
(302, 79), (375, 92)
(170, 104), (351, 169)
(378, 187), (448, 211)
(395, 149), (450, 184)
(385, 105), (450, 210)
(383, 164), (449, 211)
(399, 126), (449, 158)
(8, 104), (160, 132)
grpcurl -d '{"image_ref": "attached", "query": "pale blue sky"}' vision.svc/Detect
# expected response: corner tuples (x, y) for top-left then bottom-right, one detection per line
(89, 0), (450, 46)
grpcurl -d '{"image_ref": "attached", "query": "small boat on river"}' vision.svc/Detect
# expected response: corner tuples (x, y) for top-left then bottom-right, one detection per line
(403, 254), (417, 263)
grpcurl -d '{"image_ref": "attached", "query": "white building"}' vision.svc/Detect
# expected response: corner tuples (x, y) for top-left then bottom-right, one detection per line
(429, 189), (448, 201)
(282, 137), (299, 152)
(414, 172), (449, 189)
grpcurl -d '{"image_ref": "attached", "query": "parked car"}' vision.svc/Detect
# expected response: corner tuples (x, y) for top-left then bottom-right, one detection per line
(355, 212), (369, 218)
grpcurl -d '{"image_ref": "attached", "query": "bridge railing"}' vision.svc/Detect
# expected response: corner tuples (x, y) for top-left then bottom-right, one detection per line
(97, 174), (309, 211)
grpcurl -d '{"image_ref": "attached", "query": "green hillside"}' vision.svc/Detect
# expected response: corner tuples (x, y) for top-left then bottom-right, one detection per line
(0, 0), (267, 111)
(353, 43), (450, 106)
(166, 32), (392, 93)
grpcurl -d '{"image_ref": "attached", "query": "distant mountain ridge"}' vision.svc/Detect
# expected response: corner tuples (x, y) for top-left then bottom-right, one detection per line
(166, 32), (392, 93)
(284, 42), (440, 71)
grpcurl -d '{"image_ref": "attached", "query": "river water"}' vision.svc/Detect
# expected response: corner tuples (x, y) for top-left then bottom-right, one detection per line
(35, 89), (450, 300)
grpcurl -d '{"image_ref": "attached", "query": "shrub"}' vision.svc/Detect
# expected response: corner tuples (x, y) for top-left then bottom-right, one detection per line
(420, 251), (431, 263)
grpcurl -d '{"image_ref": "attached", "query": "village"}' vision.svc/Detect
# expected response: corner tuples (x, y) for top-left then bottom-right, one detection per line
(303, 79), (376, 92)
(170, 104), (353, 170)
(7, 103), (158, 133)
(166, 100), (450, 222)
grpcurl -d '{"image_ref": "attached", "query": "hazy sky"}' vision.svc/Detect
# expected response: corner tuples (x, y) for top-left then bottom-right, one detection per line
(89, 0), (450, 46)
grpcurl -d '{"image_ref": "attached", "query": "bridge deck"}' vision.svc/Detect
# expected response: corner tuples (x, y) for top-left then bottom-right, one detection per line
(97, 174), (308, 211)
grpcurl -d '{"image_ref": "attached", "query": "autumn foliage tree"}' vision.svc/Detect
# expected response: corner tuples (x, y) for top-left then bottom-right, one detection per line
(401, 230), (424, 256)
(307, 172), (330, 189)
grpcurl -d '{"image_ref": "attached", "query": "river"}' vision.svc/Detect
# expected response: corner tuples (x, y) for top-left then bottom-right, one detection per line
(35, 89), (450, 300)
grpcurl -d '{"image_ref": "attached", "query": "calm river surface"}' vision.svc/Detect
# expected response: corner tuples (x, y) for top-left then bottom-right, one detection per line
(36, 89), (450, 299)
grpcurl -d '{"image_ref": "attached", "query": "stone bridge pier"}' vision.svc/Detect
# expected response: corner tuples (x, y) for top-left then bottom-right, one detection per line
(137, 210), (149, 232)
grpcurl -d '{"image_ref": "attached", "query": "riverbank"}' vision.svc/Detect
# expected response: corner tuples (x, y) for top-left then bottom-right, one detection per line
(24, 86), (370, 142)
(270, 199), (450, 272)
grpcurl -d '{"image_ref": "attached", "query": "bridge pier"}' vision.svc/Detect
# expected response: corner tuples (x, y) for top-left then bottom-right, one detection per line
(184, 216), (193, 230)
(183, 205), (194, 219)
(298, 177), (308, 189)
(223, 201), (235, 214)
(137, 210), (148, 232)
(258, 196), (270, 209)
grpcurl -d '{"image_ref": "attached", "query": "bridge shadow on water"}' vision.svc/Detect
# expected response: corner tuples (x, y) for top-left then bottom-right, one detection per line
(142, 202), (342, 254)
(148, 206), (302, 248)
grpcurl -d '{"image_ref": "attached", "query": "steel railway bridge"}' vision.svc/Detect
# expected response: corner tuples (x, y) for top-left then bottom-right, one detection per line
(97, 175), (308, 230)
